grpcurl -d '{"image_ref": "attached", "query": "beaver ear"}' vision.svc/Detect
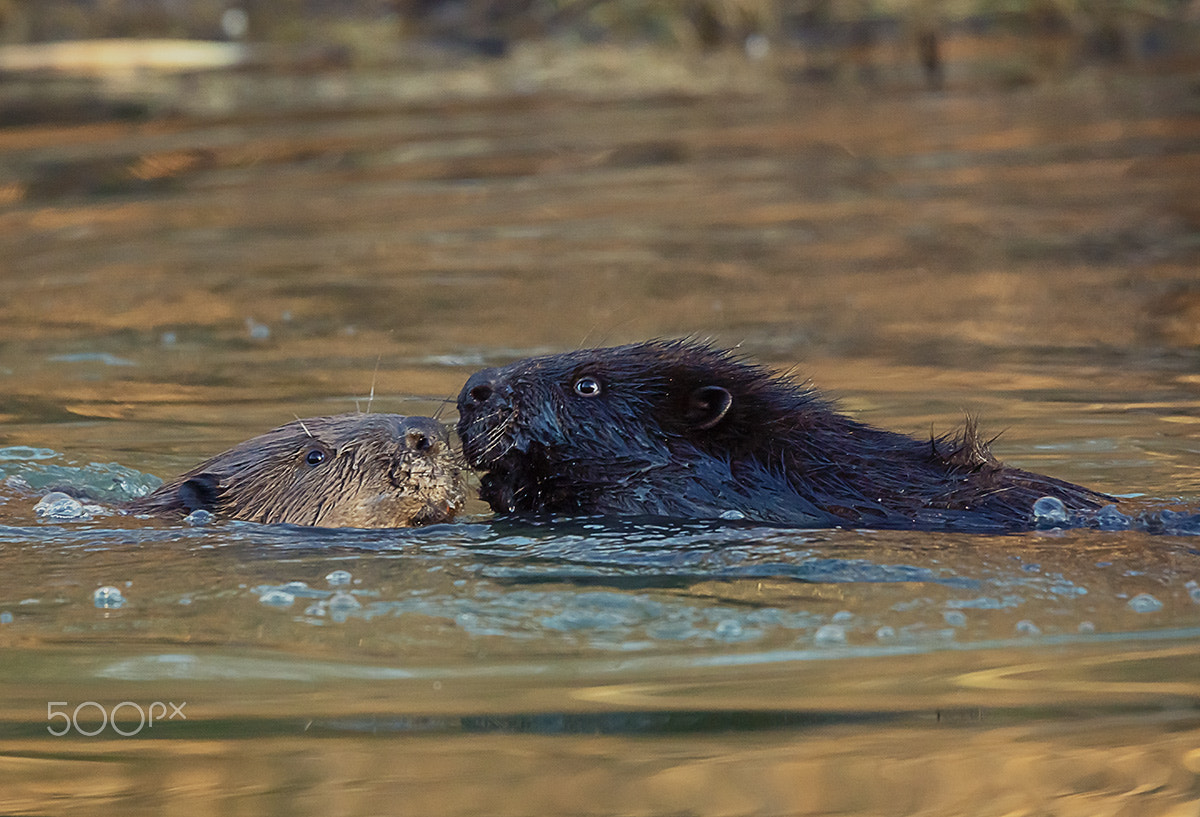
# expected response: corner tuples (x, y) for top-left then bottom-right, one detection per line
(686, 385), (733, 430)
(177, 473), (221, 513)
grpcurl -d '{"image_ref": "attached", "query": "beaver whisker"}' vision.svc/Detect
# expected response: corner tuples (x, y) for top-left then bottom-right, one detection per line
(366, 354), (381, 415)
(432, 394), (457, 421)
(471, 409), (518, 463)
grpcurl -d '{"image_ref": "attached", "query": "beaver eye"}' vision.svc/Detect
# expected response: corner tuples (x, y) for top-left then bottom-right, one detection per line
(304, 448), (326, 466)
(573, 376), (602, 397)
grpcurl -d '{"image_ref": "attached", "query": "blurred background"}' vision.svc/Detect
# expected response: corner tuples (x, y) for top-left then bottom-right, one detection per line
(2, 4), (1200, 816)
(3, 0), (1199, 89)
(0, 0), (1198, 492)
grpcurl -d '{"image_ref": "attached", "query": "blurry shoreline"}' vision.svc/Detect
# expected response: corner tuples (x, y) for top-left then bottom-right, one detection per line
(1, 18), (1198, 126)
(0, 38), (784, 123)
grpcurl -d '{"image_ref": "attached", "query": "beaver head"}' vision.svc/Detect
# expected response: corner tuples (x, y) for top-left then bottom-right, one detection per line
(130, 413), (465, 528)
(456, 339), (1108, 530)
(456, 339), (834, 521)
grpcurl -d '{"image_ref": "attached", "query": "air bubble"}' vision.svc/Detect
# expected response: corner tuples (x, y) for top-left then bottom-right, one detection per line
(1032, 496), (1068, 526)
(714, 619), (743, 639)
(943, 610), (967, 628)
(814, 624), (847, 645)
(1127, 593), (1163, 613)
(1015, 619), (1041, 636)
(259, 589), (295, 607)
(325, 570), (353, 587)
(184, 509), (213, 527)
(329, 592), (362, 613)
(35, 492), (89, 521)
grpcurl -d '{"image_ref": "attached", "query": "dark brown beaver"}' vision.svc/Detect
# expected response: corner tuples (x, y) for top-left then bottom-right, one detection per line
(456, 339), (1110, 532)
(126, 413), (465, 528)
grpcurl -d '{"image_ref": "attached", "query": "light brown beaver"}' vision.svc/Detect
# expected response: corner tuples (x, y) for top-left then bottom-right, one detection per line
(125, 413), (465, 528)
(456, 339), (1111, 532)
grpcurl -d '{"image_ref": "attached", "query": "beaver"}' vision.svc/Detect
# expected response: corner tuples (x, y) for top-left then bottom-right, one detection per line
(456, 339), (1110, 532)
(124, 413), (465, 528)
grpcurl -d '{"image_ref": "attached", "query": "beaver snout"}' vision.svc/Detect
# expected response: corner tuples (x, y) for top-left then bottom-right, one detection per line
(398, 415), (447, 454)
(459, 367), (508, 411)
(457, 367), (520, 469)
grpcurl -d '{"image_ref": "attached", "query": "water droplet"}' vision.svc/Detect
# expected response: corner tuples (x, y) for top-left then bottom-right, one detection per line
(719, 510), (746, 521)
(1127, 593), (1163, 613)
(94, 586), (125, 609)
(1032, 496), (1068, 526)
(325, 569), (353, 587)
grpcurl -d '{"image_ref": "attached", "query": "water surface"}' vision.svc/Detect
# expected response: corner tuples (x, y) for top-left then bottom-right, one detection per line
(1, 55), (1199, 814)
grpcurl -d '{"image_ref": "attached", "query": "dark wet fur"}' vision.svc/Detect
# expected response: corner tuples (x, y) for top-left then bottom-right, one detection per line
(456, 339), (1110, 532)
(127, 413), (465, 528)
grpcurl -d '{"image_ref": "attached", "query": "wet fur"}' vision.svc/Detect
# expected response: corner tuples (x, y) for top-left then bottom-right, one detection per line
(456, 339), (1109, 532)
(128, 413), (465, 528)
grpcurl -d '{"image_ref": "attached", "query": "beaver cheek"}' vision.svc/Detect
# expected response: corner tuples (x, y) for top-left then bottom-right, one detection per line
(520, 406), (568, 452)
(388, 462), (412, 490)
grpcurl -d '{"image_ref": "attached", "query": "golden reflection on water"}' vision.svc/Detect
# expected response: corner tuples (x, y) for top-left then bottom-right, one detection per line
(4, 635), (1200, 813)
(0, 42), (1199, 816)
(1, 686), (1198, 815)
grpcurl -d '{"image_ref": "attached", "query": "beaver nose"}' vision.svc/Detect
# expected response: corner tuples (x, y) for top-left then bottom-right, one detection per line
(459, 368), (506, 409)
(400, 416), (445, 453)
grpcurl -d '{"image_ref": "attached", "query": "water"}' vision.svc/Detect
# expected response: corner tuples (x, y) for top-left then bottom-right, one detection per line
(1, 51), (1199, 814)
